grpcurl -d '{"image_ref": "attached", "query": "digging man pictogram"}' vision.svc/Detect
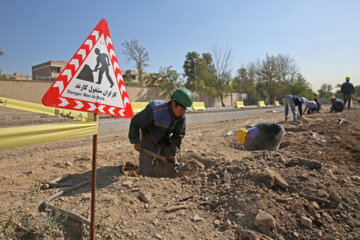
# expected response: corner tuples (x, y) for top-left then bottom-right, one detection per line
(93, 48), (114, 88)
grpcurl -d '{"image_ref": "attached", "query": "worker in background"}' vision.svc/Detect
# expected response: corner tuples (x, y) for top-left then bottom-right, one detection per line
(236, 122), (285, 151)
(304, 99), (319, 114)
(314, 98), (322, 113)
(341, 76), (355, 110)
(301, 97), (308, 105)
(282, 95), (303, 122)
(128, 88), (194, 178)
(329, 96), (344, 113)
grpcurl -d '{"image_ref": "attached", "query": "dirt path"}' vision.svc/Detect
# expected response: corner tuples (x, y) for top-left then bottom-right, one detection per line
(0, 108), (359, 239)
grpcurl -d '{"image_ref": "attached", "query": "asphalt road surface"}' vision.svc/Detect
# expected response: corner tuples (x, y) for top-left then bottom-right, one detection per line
(99, 106), (283, 133)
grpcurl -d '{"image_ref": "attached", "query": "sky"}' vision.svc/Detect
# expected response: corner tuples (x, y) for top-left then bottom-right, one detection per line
(0, 0), (359, 92)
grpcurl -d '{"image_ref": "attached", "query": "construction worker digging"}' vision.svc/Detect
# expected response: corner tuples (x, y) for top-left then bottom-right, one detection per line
(282, 95), (304, 122)
(329, 96), (345, 113)
(236, 122), (285, 151)
(304, 100), (319, 114)
(128, 88), (194, 178)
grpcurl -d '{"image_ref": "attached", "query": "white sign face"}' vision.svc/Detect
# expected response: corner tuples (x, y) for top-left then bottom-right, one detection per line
(62, 34), (124, 108)
(42, 19), (133, 118)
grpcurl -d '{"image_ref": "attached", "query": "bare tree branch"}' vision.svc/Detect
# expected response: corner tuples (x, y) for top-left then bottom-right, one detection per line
(212, 45), (232, 80)
(122, 40), (149, 86)
(211, 45), (233, 106)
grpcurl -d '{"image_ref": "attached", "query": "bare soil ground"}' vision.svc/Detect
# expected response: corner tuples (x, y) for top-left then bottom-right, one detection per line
(0, 107), (359, 239)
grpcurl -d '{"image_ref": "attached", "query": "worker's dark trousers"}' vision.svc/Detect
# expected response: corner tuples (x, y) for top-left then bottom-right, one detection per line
(138, 133), (177, 178)
(343, 94), (352, 110)
(272, 128), (285, 151)
(307, 108), (318, 114)
(244, 128), (285, 151)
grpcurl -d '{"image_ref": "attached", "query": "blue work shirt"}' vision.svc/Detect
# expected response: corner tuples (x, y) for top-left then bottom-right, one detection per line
(128, 100), (186, 156)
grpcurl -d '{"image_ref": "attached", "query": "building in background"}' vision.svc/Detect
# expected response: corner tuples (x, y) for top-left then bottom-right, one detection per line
(30, 60), (149, 84)
(1, 72), (32, 80)
(122, 69), (150, 86)
(32, 61), (67, 81)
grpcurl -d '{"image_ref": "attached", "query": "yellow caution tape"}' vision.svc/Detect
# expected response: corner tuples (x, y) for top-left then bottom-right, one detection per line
(0, 97), (96, 122)
(0, 122), (98, 149)
(0, 97), (98, 149)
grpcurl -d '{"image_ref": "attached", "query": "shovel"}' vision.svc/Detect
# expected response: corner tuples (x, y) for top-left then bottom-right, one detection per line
(142, 148), (179, 166)
(142, 149), (181, 178)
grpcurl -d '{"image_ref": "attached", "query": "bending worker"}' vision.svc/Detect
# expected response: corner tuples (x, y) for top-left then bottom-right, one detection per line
(314, 98), (322, 113)
(304, 99), (319, 114)
(341, 76), (355, 110)
(329, 96), (344, 113)
(128, 88), (194, 178)
(236, 122), (285, 151)
(282, 95), (303, 122)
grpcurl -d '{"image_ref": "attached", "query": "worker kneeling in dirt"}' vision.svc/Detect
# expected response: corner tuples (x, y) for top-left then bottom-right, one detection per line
(236, 122), (285, 151)
(304, 100), (319, 114)
(128, 88), (194, 178)
(329, 96), (344, 113)
(314, 98), (322, 113)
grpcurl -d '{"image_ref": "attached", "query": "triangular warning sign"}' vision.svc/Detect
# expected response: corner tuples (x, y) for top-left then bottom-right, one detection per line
(42, 19), (133, 118)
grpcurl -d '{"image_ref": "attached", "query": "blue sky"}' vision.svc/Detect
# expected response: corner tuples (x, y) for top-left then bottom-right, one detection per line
(0, 0), (359, 91)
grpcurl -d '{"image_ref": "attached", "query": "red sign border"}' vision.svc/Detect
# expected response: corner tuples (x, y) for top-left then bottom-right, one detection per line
(42, 19), (133, 118)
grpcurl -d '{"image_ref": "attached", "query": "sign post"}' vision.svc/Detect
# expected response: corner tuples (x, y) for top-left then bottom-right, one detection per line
(91, 117), (98, 239)
(42, 19), (133, 239)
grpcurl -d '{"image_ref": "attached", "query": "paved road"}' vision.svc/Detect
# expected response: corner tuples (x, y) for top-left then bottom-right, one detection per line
(99, 106), (283, 132)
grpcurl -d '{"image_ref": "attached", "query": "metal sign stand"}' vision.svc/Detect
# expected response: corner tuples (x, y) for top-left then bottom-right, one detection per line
(90, 113), (98, 240)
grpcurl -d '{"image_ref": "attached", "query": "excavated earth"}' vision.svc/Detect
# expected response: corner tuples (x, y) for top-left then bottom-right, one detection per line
(0, 106), (359, 240)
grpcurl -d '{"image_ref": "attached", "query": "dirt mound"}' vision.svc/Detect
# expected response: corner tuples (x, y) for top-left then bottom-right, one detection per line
(1, 108), (359, 239)
(120, 161), (139, 177)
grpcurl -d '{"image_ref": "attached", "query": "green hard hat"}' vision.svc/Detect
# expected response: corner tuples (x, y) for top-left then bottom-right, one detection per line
(171, 88), (194, 107)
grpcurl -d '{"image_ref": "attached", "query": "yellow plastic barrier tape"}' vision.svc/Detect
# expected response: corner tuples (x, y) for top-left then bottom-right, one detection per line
(131, 102), (149, 114)
(0, 122), (98, 149)
(257, 101), (266, 107)
(0, 97), (96, 122)
(192, 102), (206, 111)
(234, 101), (245, 108)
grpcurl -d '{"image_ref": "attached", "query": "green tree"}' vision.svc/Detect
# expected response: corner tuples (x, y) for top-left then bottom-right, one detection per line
(354, 85), (360, 96)
(317, 83), (333, 98)
(234, 54), (313, 104)
(258, 54), (278, 102)
(122, 40), (149, 86)
(148, 66), (184, 93)
(273, 81), (291, 100)
(183, 51), (200, 90)
(256, 54), (301, 102)
(289, 73), (316, 98)
(334, 83), (342, 98)
(183, 51), (219, 104)
(232, 67), (260, 105)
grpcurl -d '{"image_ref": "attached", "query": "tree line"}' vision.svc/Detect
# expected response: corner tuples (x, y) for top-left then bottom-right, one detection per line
(2, 40), (358, 105)
(123, 39), (324, 105)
